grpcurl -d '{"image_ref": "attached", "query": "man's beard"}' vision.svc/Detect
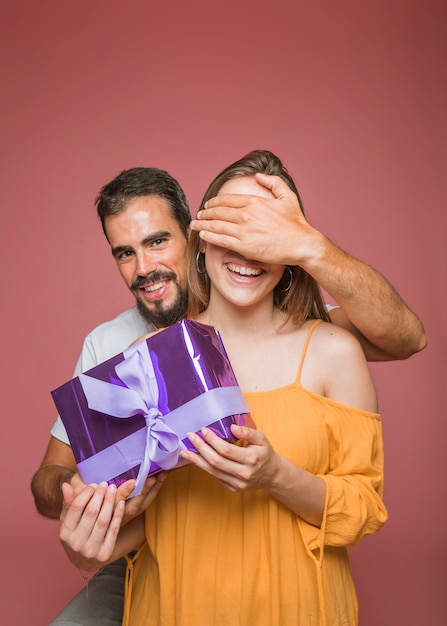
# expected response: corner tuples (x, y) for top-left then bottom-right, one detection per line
(135, 282), (188, 329)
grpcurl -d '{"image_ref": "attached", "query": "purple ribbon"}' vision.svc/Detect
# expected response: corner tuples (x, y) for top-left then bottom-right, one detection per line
(78, 340), (249, 496)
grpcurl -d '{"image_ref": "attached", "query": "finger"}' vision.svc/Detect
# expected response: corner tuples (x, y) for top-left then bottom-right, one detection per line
(180, 434), (249, 490)
(188, 429), (246, 464)
(122, 491), (147, 519)
(191, 227), (243, 250)
(122, 497), (142, 522)
(61, 481), (75, 508)
(76, 484), (118, 554)
(81, 491), (125, 563)
(101, 499), (126, 555)
(179, 432), (222, 469)
(92, 484), (119, 537)
(191, 208), (244, 237)
(59, 484), (99, 546)
(89, 485), (125, 548)
(141, 474), (158, 492)
(76, 483), (111, 535)
(122, 473), (167, 524)
(116, 478), (137, 501)
(155, 470), (168, 484)
(70, 471), (87, 495)
(254, 173), (294, 201)
(61, 483), (97, 529)
(179, 445), (207, 470)
(136, 476), (166, 510)
(60, 482), (76, 526)
(191, 216), (240, 235)
(230, 424), (264, 445)
(203, 193), (253, 212)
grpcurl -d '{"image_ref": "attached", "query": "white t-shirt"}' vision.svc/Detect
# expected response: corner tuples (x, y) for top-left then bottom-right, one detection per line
(51, 307), (154, 444)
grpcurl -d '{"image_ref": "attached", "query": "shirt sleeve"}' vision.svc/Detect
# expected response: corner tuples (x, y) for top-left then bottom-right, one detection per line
(298, 404), (388, 552)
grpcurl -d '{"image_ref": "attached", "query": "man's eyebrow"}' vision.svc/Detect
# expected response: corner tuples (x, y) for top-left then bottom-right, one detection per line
(111, 244), (132, 257)
(141, 230), (172, 245)
(111, 231), (172, 257)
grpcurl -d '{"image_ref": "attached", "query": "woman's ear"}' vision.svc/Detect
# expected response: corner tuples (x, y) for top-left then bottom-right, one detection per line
(199, 240), (207, 254)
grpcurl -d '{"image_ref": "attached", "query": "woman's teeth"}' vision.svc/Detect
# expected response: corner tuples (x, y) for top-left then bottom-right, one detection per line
(227, 263), (262, 276)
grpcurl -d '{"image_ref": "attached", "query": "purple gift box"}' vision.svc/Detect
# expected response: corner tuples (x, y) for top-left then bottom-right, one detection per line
(51, 320), (253, 496)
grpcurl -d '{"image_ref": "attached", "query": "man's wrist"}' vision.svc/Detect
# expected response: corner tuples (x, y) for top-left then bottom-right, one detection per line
(294, 230), (331, 273)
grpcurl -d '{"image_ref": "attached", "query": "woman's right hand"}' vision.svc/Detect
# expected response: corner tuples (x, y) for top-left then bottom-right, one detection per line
(59, 481), (125, 572)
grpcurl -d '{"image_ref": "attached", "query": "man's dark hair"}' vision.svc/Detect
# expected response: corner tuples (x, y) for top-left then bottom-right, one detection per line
(95, 167), (191, 239)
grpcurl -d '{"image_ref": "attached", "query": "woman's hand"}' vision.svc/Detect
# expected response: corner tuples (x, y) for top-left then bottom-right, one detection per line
(59, 482), (125, 571)
(116, 472), (168, 526)
(180, 424), (280, 493)
(181, 424), (326, 526)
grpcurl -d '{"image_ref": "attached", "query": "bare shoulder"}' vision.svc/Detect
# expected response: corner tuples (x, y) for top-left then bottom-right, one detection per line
(306, 321), (378, 412)
(311, 320), (366, 359)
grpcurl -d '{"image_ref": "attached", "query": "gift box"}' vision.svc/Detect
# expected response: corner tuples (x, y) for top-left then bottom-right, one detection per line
(51, 320), (253, 496)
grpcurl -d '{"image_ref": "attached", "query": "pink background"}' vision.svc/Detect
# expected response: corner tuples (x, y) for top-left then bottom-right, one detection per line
(1, 1), (446, 624)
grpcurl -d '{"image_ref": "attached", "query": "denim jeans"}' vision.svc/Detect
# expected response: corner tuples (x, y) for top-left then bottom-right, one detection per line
(49, 558), (126, 626)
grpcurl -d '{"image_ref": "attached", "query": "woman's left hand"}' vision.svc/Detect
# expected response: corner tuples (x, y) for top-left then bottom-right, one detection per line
(180, 424), (279, 492)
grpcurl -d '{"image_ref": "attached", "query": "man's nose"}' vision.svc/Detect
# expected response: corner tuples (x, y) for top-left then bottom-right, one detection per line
(135, 250), (157, 276)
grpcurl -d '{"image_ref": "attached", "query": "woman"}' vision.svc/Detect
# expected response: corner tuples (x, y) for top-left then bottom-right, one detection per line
(60, 150), (387, 625)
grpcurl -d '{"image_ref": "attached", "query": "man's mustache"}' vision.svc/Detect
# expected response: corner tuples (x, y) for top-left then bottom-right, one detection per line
(132, 271), (177, 290)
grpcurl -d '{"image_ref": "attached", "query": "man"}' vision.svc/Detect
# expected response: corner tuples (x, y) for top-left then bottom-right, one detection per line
(32, 165), (426, 625)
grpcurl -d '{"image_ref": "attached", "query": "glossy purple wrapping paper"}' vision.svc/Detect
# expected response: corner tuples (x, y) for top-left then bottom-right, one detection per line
(51, 320), (253, 496)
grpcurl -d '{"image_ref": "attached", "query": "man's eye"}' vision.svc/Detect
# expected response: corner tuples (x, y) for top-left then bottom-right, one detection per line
(117, 250), (134, 261)
(151, 238), (165, 247)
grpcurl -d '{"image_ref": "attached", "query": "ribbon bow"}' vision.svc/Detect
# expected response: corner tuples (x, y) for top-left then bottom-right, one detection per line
(79, 341), (184, 496)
